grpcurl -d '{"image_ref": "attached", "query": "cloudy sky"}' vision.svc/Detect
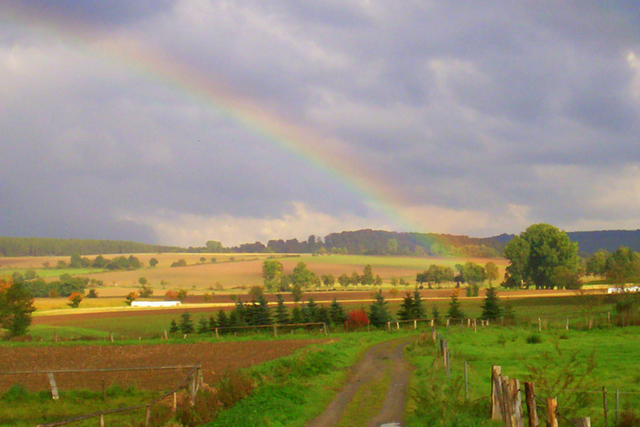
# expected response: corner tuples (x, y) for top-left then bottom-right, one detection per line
(2, 1), (640, 247)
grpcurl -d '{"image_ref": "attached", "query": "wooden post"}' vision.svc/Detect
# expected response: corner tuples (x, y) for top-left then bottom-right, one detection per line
(430, 318), (434, 327)
(323, 323), (328, 335)
(431, 325), (436, 342)
(473, 318), (477, 332)
(446, 318), (450, 328)
(387, 322), (391, 332)
(565, 318), (569, 330)
(100, 414), (105, 427)
(572, 418), (591, 427)
(273, 325), (277, 337)
(524, 382), (538, 427)
(491, 366), (503, 420)
(145, 406), (151, 426)
(468, 318), (471, 327)
(110, 332), (114, 342)
(501, 376), (512, 427)
(616, 389), (620, 427)
(172, 392), (177, 412)
(603, 386), (608, 427)
(509, 378), (524, 427)
(546, 398), (558, 427)
(445, 349), (450, 379)
(396, 321), (400, 330)
(47, 372), (59, 400)
(189, 372), (197, 406)
(414, 319), (417, 329)
(53, 331), (58, 343)
(215, 328), (219, 339)
(538, 318), (541, 332)
(464, 361), (469, 400)
(163, 329), (168, 340)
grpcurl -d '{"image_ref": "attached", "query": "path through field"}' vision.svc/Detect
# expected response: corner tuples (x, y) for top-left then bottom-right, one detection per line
(307, 338), (413, 427)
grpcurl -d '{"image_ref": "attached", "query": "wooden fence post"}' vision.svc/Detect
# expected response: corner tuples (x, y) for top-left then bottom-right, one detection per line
(54, 331), (58, 343)
(100, 414), (105, 427)
(414, 319), (417, 329)
(163, 329), (168, 340)
(464, 361), (469, 400)
(572, 418), (591, 427)
(501, 376), (512, 427)
(445, 349), (450, 379)
(525, 382), (538, 427)
(145, 406), (151, 426)
(172, 392), (177, 412)
(446, 318), (450, 328)
(509, 378), (524, 427)
(491, 366), (503, 420)
(47, 372), (59, 400)
(565, 318), (569, 330)
(215, 328), (219, 339)
(431, 325), (436, 342)
(546, 398), (558, 427)
(538, 318), (542, 332)
(603, 386), (608, 427)
(110, 332), (114, 342)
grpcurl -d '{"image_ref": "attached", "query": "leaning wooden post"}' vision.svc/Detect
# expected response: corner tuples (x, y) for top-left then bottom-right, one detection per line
(524, 382), (538, 427)
(491, 366), (503, 420)
(603, 386), (608, 427)
(46, 372), (59, 400)
(509, 378), (524, 427)
(189, 372), (197, 406)
(145, 406), (151, 426)
(546, 398), (558, 427)
(464, 361), (469, 400)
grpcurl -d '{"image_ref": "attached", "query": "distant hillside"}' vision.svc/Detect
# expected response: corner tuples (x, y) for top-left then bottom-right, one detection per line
(485, 230), (640, 256)
(0, 237), (182, 257)
(566, 230), (640, 254)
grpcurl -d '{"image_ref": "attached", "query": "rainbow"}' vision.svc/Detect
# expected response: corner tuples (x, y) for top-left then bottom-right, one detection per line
(4, 3), (426, 233)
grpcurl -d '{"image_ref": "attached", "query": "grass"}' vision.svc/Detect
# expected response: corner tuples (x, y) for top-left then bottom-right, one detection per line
(334, 367), (390, 427)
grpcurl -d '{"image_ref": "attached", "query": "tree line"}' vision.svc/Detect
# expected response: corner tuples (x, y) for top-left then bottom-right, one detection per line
(0, 236), (181, 257)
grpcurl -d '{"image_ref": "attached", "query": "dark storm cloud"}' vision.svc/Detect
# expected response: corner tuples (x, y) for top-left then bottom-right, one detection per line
(6, 0), (176, 27)
(3, 0), (640, 244)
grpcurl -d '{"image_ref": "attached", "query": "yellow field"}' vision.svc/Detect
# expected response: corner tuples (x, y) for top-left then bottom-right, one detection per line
(1, 253), (509, 300)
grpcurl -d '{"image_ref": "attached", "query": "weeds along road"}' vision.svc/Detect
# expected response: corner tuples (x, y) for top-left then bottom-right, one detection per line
(307, 338), (413, 427)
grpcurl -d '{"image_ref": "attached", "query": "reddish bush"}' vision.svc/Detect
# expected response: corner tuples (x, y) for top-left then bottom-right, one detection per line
(346, 309), (369, 329)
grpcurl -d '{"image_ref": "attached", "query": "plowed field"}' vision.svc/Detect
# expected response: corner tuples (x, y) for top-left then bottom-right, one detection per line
(0, 339), (324, 393)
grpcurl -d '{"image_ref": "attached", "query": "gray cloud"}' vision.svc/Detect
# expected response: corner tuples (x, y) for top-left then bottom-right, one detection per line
(2, 1), (640, 245)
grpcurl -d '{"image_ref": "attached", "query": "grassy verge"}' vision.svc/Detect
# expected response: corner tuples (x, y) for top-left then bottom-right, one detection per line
(404, 325), (640, 427)
(203, 331), (414, 427)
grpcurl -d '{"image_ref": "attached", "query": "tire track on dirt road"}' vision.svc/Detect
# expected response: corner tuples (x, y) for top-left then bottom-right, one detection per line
(306, 338), (413, 427)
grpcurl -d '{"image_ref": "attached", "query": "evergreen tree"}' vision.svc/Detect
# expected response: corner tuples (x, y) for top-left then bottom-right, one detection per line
(228, 310), (238, 327)
(274, 294), (289, 325)
(446, 291), (465, 319)
(252, 294), (272, 326)
(290, 306), (304, 324)
(233, 300), (247, 326)
(216, 309), (229, 328)
(432, 305), (441, 324)
(328, 298), (347, 326)
(179, 312), (194, 334)
(317, 306), (330, 325)
(169, 319), (179, 333)
(303, 298), (319, 323)
(397, 292), (415, 321)
(368, 290), (392, 327)
(413, 290), (426, 319)
(208, 314), (217, 331)
(480, 286), (502, 321)
(197, 317), (209, 334)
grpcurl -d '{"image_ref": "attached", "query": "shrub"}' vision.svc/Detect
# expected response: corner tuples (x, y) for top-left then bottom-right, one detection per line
(526, 334), (542, 344)
(346, 309), (369, 329)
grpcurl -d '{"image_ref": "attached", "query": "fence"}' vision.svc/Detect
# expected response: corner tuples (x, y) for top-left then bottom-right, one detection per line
(424, 325), (640, 427)
(26, 363), (203, 427)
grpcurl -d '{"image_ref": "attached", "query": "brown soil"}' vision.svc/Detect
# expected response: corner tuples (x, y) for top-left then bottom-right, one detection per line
(307, 338), (413, 427)
(0, 339), (323, 393)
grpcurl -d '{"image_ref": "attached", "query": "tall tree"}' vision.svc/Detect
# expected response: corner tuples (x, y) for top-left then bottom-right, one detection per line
(328, 298), (347, 326)
(274, 294), (289, 325)
(446, 290), (465, 319)
(0, 279), (36, 337)
(503, 223), (579, 290)
(368, 290), (392, 327)
(262, 260), (284, 292)
(361, 264), (375, 286)
(397, 292), (415, 321)
(480, 287), (502, 321)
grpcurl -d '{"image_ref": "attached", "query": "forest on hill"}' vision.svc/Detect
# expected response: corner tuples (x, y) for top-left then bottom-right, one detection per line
(1, 228), (638, 258)
(0, 237), (181, 257)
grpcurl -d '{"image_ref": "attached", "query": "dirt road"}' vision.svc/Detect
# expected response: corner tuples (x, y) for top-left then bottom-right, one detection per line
(307, 338), (413, 427)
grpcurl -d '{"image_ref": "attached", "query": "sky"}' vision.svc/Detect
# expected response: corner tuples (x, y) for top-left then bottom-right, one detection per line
(2, 1), (640, 247)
